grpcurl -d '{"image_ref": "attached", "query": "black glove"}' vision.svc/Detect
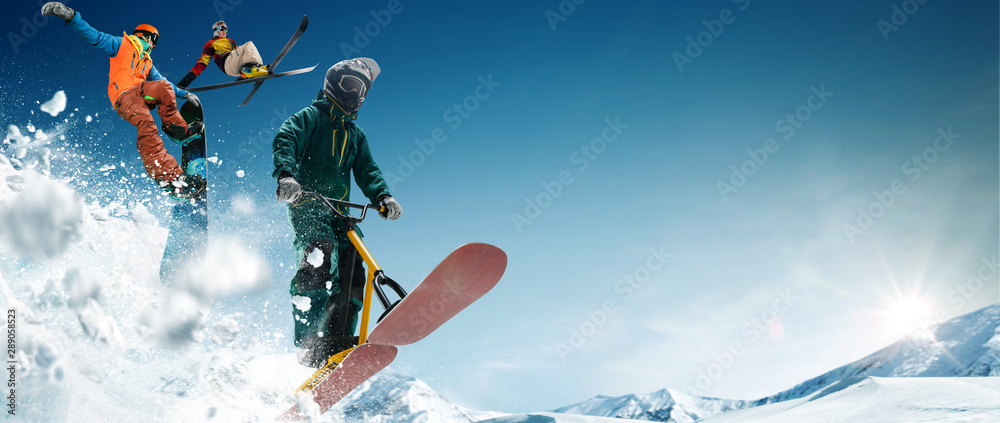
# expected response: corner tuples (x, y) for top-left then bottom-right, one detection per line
(177, 72), (197, 89)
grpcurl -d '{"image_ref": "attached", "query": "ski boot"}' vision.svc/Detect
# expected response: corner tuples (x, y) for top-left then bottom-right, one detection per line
(238, 63), (270, 80)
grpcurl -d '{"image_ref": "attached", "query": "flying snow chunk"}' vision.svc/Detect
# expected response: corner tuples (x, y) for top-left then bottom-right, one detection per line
(4, 125), (31, 146)
(140, 289), (206, 349)
(306, 248), (325, 268)
(236, 170), (245, 178)
(85, 115), (93, 123)
(211, 318), (240, 345)
(0, 170), (84, 258)
(291, 295), (312, 312)
(40, 91), (68, 117)
(177, 241), (272, 299)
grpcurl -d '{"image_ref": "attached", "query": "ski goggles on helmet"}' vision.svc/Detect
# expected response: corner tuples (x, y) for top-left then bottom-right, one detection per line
(323, 59), (379, 114)
(133, 24), (159, 48)
(213, 21), (227, 37)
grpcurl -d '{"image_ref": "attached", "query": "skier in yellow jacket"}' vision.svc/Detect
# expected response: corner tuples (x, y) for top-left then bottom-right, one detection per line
(177, 21), (270, 88)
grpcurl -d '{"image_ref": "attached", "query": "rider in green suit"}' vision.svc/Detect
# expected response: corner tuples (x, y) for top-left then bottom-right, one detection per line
(272, 58), (402, 368)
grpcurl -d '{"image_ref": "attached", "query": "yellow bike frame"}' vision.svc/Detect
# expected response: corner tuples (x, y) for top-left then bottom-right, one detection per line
(294, 197), (389, 394)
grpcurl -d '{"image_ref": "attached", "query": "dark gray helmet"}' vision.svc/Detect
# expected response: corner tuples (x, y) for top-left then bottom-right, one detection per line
(323, 57), (381, 114)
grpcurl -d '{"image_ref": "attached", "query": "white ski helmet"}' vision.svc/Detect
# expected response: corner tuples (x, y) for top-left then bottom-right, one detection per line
(323, 58), (380, 114)
(213, 20), (227, 37)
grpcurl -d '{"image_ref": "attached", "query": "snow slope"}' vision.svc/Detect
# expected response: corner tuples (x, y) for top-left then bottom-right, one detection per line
(698, 376), (1000, 423)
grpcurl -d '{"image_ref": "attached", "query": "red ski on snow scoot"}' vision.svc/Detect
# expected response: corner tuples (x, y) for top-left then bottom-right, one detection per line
(275, 193), (507, 421)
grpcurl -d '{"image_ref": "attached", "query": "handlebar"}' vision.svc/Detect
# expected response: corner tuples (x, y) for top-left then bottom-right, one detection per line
(294, 191), (385, 224)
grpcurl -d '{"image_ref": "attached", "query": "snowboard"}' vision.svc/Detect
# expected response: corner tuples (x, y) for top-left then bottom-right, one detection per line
(177, 100), (207, 177)
(159, 99), (208, 285)
(276, 243), (507, 420)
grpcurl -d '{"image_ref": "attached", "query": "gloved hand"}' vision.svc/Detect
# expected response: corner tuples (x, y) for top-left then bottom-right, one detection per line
(41, 2), (75, 21)
(276, 176), (302, 202)
(378, 196), (402, 220)
(178, 72), (197, 89)
(185, 92), (201, 108)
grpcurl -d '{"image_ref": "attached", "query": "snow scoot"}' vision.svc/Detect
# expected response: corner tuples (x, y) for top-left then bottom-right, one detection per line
(276, 192), (507, 421)
(186, 15), (316, 107)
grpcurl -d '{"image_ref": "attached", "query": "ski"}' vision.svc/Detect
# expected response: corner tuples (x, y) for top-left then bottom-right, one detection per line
(184, 65), (317, 93)
(367, 243), (508, 345)
(239, 14), (309, 107)
(276, 343), (397, 421)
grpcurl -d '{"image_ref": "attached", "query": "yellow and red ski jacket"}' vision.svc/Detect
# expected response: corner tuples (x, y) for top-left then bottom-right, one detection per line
(187, 36), (238, 77)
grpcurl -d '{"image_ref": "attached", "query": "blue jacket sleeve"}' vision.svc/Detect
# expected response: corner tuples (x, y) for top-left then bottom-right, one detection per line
(147, 65), (189, 99)
(66, 12), (120, 57)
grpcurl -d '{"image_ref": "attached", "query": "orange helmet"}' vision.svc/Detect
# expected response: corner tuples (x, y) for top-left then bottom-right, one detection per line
(132, 24), (159, 47)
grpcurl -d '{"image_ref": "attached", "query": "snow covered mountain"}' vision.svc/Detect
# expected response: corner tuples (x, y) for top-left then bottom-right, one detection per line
(552, 389), (749, 422)
(755, 304), (1000, 405)
(326, 368), (504, 422)
(552, 305), (1000, 422)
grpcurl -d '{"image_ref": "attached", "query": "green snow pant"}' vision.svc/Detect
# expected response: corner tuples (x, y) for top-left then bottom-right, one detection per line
(288, 204), (366, 354)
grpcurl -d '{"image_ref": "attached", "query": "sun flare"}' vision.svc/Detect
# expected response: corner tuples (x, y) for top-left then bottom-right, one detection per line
(886, 298), (933, 338)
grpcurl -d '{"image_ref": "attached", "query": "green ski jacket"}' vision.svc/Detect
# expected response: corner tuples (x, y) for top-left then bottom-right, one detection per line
(272, 90), (391, 214)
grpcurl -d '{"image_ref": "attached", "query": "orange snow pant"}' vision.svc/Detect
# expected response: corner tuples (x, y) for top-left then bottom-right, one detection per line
(114, 80), (186, 183)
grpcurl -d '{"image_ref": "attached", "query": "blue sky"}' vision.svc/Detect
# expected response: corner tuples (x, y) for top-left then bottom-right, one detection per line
(3, 0), (998, 414)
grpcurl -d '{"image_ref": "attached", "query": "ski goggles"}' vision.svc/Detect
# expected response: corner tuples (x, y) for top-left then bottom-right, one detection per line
(133, 30), (158, 47)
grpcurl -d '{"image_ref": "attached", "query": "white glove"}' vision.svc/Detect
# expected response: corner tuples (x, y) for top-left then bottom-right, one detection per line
(379, 196), (401, 220)
(41, 2), (75, 21)
(185, 92), (201, 108)
(276, 176), (301, 202)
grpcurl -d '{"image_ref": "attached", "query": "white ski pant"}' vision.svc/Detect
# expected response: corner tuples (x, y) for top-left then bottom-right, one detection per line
(223, 41), (264, 76)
